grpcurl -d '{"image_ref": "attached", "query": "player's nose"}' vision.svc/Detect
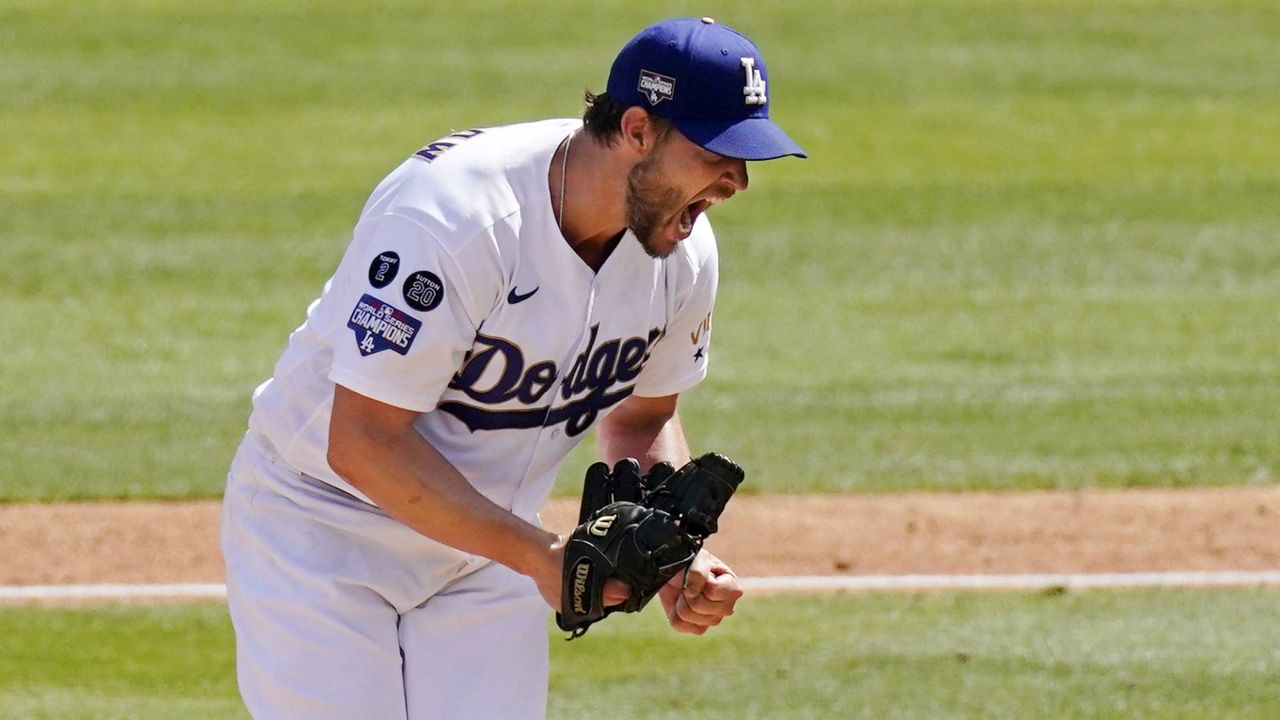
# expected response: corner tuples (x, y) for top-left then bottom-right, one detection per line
(722, 160), (749, 192)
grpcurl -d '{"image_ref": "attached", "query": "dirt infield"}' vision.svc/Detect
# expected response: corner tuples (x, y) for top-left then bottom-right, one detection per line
(2, 486), (1277, 588)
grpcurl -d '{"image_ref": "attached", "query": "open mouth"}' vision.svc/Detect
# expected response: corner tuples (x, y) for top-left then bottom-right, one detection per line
(677, 199), (712, 235)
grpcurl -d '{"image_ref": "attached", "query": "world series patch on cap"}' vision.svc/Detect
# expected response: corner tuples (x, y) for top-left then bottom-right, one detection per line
(606, 17), (807, 161)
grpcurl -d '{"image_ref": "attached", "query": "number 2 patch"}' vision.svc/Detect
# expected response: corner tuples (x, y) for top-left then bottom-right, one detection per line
(367, 251), (400, 289)
(347, 294), (422, 356)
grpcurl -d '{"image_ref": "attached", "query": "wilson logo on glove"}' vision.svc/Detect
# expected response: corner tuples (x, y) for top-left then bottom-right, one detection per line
(556, 454), (744, 639)
(587, 514), (617, 537)
(571, 559), (594, 616)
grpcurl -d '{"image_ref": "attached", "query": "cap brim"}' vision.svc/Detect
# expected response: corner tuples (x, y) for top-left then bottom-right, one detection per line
(672, 117), (808, 161)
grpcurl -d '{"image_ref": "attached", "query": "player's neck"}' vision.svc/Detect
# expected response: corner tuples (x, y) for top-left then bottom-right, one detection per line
(551, 131), (630, 272)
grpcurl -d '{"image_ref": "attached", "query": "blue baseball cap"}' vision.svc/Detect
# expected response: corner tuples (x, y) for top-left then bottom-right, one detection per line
(606, 17), (807, 161)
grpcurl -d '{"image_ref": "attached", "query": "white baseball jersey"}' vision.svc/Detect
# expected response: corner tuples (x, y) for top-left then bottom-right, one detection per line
(248, 118), (718, 526)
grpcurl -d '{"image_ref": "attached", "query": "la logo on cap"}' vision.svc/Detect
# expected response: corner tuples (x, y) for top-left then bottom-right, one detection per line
(741, 58), (767, 105)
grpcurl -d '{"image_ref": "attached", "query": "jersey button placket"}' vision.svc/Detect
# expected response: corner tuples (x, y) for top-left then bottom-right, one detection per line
(547, 283), (597, 444)
(509, 283), (595, 515)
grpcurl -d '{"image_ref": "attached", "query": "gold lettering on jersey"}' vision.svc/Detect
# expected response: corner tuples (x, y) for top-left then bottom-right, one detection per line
(689, 312), (712, 345)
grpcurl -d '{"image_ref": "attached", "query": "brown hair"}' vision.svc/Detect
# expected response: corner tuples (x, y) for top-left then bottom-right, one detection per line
(582, 90), (672, 147)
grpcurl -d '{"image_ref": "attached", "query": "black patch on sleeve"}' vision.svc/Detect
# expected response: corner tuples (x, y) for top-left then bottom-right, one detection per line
(403, 270), (445, 312)
(368, 251), (401, 289)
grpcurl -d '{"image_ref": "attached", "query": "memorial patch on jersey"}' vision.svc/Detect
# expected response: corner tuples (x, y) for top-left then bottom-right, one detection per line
(367, 251), (400, 289)
(347, 294), (422, 356)
(403, 270), (445, 312)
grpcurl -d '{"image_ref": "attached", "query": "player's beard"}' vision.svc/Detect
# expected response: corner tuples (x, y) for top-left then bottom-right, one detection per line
(625, 151), (685, 259)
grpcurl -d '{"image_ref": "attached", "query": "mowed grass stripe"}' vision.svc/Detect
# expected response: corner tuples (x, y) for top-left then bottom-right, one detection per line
(1, 589), (1278, 719)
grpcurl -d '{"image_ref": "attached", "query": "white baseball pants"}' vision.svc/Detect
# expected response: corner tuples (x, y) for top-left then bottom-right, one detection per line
(221, 432), (549, 719)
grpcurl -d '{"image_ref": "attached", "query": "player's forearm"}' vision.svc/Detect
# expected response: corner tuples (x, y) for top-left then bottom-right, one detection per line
(327, 404), (557, 579)
(598, 400), (692, 470)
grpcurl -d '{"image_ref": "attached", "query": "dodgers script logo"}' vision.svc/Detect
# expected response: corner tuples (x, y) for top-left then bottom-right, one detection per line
(347, 294), (422, 356)
(438, 324), (665, 437)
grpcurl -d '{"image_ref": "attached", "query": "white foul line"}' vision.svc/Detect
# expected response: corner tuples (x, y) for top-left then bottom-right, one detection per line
(741, 570), (1280, 592)
(2, 571), (1280, 602)
(0, 583), (228, 601)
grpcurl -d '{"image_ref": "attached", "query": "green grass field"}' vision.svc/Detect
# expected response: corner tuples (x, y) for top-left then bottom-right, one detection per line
(2, 0), (1278, 499)
(3, 5), (1277, 718)
(2, 589), (1278, 719)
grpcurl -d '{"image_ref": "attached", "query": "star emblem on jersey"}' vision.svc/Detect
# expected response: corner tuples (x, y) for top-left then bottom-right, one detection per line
(347, 294), (422, 356)
(741, 57), (767, 106)
(507, 286), (539, 304)
(637, 70), (675, 106)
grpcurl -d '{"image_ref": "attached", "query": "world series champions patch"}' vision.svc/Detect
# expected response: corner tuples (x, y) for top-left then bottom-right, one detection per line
(347, 294), (422, 356)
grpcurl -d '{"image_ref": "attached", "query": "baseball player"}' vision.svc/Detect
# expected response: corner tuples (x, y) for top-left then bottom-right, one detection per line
(221, 17), (805, 719)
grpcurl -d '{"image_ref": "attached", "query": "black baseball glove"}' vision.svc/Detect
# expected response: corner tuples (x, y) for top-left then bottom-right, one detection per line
(556, 453), (744, 639)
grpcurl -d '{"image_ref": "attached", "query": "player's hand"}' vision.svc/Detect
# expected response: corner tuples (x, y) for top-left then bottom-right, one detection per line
(531, 534), (568, 611)
(603, 579), (632, 608)
(530, 534), (631, 611)
(658, 549), (743, 634)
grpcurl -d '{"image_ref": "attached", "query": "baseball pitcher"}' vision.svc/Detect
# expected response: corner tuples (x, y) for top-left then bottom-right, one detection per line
(221, 17), (805, 719)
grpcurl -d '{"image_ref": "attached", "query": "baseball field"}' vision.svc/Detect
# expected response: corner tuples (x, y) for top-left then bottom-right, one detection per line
(2, 0), (1278, 717)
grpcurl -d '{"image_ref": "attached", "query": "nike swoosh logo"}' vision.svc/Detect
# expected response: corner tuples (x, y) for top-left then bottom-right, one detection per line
(507, 286), (539, 304)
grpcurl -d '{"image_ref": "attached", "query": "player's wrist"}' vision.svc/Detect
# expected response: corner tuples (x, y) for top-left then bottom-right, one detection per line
(501, 527), (563, 582)
(499, 529), (564, 611)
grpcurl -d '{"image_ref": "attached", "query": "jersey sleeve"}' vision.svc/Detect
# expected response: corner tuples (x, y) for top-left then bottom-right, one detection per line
(326, 212), (493, 412)
(632, 238), (719, 398)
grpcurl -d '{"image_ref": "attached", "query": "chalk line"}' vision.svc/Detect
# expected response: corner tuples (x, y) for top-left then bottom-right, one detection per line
(2, 571), (1280, 602)
(740, 570), (1280, 592)
(0, 583), (228, 601)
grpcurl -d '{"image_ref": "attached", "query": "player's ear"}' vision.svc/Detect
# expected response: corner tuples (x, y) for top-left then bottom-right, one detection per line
(619, 106), (660, 157)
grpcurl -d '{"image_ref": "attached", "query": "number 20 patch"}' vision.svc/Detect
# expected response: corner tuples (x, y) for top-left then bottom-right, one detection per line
(347, 294), (422, 356)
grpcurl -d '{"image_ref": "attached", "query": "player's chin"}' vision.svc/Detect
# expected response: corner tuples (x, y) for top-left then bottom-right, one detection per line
(637, 211), (695, 258)
(635, 229), (680, 259)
